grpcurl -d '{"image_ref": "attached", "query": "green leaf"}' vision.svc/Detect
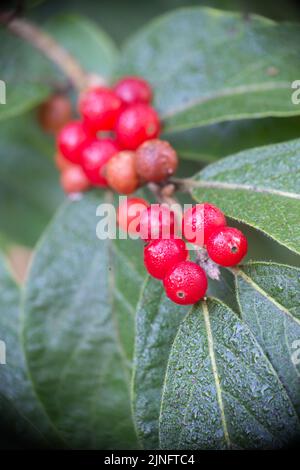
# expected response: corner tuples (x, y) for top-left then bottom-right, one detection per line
(23, 191), (144, 449)
(234, 262), (300, 417)
(118, 7), (300, 132)
(0, 112), (63, 247)
(0, 15), (117, 121)
(132, 278), (188, 449)
(166, 116), (300, 162)
(46, 15), (118, 78)
(0, 254), (59, 448)
(192, 138), (300, 255)
(111, 232), (145, 361)
(159, 298), (300, 449)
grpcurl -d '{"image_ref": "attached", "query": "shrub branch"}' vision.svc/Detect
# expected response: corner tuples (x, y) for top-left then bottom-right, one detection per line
(0, 13), (106, 90)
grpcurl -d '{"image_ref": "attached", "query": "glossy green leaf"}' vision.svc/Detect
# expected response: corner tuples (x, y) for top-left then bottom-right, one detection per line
(166, 116), (300, 162)
(23, 191), (144, 449)
(235, 262), (300, 417)
(0, 112), (63, 247)
(0, 255), (59, 448)
(132, 278), (188, 449)
(192, 138), (300, 255)
(0, 15), (117, 121)
(118, 7), (300, 132)
(159, 298), (300, 449)
(111, 233), (145, 362)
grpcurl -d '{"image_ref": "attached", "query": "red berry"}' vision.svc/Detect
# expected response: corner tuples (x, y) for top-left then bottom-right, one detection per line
(80, 138), (119, 187)
(139, 204), (177, 242)
(115, 103), (160, 150)
(114, 76), (152, 105)
(135, 139), (178, 183)
(57, 120), (90, 164)
(163, 261), (207, 305)
(117, 197), (149, 236)
(144, 238), (188, 280)
(38, 94), (72, 134)
(105, 151), (139, 194)
(206, 226), (248, 267)
(60, 165), (90, 194)
(182, 203), (226, 246)
(79, 87), (122, 133)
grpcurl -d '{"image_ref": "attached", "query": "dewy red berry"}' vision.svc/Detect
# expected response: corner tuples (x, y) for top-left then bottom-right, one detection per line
(135, 139), (178, 183)
(144, 238), (188, 280)
(182, 203), (226, 246)
(79, 87), (122, 133)
(139, 204), (177, 242)
(80, 138), (119, 186)
(115, 103), (160, 150)
(206, 226), (248, 267)
(163, 261), (207, 305)
(57, 120), (90, 163)
(114, 76), (152, 105)
(105, 151), (139, 194)
(60, 165), (90, 194)
(117, 197), (149, 236)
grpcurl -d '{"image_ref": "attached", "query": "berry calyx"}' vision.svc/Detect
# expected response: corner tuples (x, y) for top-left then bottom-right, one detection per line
(80, 138), (119, 186)
(38, 94), (72, 134)
(144, 238), (188, 280)
(79, 87), (122, 133)
(115, 103), (160, 150)
(114, 76), (152, 105)
(117, 197), (149, 236)
(105, 151), (139, 194)
(60, 165), (90, 194)
(206, 226), (248, 267)
(182, 203), (226, 246)
(139, 204), (177, 242)
(57, 120), (90, 164)
(135, 139), (178, 183)
(163, 261), (207, 305)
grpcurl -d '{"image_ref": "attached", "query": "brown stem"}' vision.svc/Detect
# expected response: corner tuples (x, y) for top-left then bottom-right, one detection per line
(147, 182), (183, 234)
(147, 182), (178, 207)
(0, 14), (106, 90)
(169, 177), (192, 193)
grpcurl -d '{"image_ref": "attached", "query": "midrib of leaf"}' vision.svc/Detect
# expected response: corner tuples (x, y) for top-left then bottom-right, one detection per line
(105, 191), (133, 384)
(234, 267), (300, 327)
(108, 238), (132, 385)
(19, 194), (134, 446)
(49, 255), (110, 398)
(189, 180), (300, 200)
(162, 81), (291, 120)
(202, 301), (231, 448)
(19, 261), (69, 448)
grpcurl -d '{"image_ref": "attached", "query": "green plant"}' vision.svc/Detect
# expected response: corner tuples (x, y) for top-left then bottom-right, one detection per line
(0, 5), (299, 450)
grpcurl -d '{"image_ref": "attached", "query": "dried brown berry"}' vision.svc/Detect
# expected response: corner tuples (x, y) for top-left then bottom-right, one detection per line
(135, 139), (178, 183)
(105, 151), (139, 194)
(38, 94), (72, 134)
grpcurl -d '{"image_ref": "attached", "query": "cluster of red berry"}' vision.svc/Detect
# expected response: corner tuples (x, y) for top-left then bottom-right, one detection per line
(117, 199), (248, 305)
(39, 76), (248, 306)
(39, 76), (178, 195)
